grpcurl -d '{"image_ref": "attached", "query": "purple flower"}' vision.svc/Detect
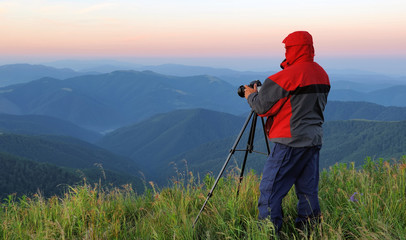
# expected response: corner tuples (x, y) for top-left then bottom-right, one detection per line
(350, 192), (362, 202)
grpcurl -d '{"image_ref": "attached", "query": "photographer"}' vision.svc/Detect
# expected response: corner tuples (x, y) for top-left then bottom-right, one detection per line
(244, 31), (330, 233)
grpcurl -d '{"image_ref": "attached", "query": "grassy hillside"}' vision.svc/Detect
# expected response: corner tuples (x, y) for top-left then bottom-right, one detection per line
(0, 158), (404, 239)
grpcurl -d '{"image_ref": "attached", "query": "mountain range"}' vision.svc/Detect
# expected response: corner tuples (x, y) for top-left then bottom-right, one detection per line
(4, 62), (406, 87)
(1, 67), (406, 135)
(1, 62), (406, 196)
(99, 107), (406, 184)
(4, 100), (405, 187)
(1, 64), (406, 133)
(0, 64), (92, 87)
(0, 70), (248, 132)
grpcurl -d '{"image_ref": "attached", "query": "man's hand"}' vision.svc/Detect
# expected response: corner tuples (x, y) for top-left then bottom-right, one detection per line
(244, 84), (257, 99)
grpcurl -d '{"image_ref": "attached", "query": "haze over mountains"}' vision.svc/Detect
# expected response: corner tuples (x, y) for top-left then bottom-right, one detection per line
(0, 69), (247, 131)
(0, 64), (93, 87)
(0, 62), (405, 196)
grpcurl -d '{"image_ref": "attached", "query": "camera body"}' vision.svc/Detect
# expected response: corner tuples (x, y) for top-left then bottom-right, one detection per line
(237, 80), (262, 98)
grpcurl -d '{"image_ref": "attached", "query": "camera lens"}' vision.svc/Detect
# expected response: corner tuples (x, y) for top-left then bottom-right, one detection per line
(237, 85), (245, 98)
(237, 80), (262, 98)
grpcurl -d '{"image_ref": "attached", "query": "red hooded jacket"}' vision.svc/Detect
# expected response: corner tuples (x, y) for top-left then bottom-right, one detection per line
(247, 31), (330, 147)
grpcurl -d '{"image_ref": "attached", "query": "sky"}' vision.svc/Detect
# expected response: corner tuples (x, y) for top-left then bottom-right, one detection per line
(1, 0), (405, 74)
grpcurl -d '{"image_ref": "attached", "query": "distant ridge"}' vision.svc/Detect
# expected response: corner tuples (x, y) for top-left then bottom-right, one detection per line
(0, 64), (90, 87)
(328, 85), (406, 107)
(1, 64), (406, 132)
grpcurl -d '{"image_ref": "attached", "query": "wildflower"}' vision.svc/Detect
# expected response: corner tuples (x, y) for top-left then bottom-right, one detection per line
(350, 192), (363, 202)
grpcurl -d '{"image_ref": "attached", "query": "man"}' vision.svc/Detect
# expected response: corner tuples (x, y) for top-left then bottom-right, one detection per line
(244, 31), (330, 232)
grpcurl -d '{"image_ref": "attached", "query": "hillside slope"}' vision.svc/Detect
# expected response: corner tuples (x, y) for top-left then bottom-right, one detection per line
(98, 109), (246, 175)
(0, 113), (101, 142)
(324, 101), (406, 121)
(0, 151), (144, 199)
(173, 119), (406, 180)
(321, 120), (406, 167)
(0, 133), (140, 176)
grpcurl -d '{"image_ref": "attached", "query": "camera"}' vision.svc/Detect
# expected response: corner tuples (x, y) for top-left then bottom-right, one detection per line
(237, 80), (262, 98)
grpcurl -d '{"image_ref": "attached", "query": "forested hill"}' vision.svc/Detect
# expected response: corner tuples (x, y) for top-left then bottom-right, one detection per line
(0, 131), (148, 198)
(321, 120), (406, 167)
(98, 108), (245, 174)
(0, 151), (82, 199)
(0, 151), (144, 200)
(0, 113), (100, 143)
(325, 101), (406, 121)
(0, 132), (147, 197)
(157, 119), (406, 185)
(0, 133), (139, 175)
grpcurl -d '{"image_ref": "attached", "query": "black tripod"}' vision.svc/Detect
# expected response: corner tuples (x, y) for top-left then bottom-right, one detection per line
(192, 109), (271, 228)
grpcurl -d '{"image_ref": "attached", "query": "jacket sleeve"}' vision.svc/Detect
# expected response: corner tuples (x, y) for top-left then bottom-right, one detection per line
(247, 78), (290, 117)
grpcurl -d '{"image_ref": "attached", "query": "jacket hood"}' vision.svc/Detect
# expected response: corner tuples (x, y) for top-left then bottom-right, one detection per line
(282, 31), (314, 66)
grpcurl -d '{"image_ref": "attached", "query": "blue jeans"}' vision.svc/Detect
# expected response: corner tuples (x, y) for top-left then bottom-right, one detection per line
(258, 143), (321, 232)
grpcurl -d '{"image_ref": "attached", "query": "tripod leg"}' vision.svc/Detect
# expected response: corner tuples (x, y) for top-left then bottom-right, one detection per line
(192, 110), (255, 228)
(261, 117), (271, 155)
(236, 113), (258, 196)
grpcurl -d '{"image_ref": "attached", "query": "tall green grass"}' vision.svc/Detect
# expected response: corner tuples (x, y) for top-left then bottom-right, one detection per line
(1, 157), (405, 239)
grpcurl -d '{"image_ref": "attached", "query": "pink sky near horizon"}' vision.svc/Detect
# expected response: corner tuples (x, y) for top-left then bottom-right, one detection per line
(1, 0), (405, 63)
